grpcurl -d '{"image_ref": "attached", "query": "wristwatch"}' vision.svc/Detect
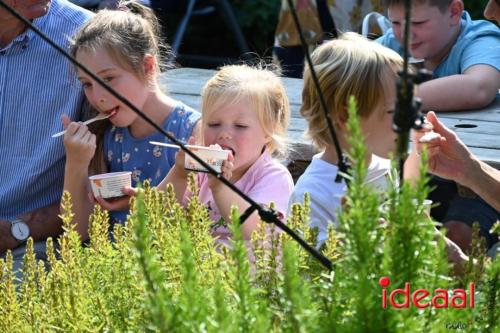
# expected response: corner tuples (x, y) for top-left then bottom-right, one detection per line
(10, 218), (30, 242)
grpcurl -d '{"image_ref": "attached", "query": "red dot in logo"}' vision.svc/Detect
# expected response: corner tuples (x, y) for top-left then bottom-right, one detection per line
(379, 276), (390, 287)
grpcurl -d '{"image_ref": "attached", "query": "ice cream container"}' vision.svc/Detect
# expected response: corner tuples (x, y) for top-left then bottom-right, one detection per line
(89, 171), (132, 199)
(184, 145), (230, 173)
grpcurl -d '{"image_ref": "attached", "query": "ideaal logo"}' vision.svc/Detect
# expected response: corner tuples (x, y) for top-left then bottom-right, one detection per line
(379, 276), (475, 309)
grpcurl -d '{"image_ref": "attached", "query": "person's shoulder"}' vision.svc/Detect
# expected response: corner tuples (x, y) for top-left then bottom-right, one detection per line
(167, 100), (201, 137)
(249, 152), (293, 187)
(461, 11), (500, 40)
(259, 154), (293, 180)
(172, 100), (201, 119)
(290, 155), (345, 215)
(375, 29), (403, 54)
(376, 29), (396, 45)
(293, 154), (343, 198)
(49, 0), (94, 26)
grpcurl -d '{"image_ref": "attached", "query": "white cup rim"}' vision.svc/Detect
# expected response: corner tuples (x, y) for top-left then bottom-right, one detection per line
(89, 171), (132, 180)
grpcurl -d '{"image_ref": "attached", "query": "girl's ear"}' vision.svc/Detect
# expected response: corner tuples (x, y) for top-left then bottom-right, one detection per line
(142, 54), (156, 77)
(264, 134), (272, 146)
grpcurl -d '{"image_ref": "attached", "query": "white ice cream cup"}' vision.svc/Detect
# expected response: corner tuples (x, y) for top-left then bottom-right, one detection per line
(422, 199), (433, 216)
(379, 199), (433, 216)
(89, 171), (132, 199)
(184, 145), (230, 173)
(412, 199), (433, 216)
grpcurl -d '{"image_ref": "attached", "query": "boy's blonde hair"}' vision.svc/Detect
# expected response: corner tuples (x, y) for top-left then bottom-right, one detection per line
(301, 32), (404, 149)
(201, 64), (290, 158)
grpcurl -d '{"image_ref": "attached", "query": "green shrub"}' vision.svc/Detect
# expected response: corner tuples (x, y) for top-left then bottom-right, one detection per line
(1, 100), (498, 332)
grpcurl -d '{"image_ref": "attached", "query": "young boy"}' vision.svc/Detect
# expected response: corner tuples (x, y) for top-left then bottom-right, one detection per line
(289, 33), (474, 273)
(288, 32), (428, 245)
(378, 0), (500, 112)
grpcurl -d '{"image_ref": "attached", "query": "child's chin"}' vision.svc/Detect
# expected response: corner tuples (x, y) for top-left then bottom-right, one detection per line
(110, 118), (128, 128)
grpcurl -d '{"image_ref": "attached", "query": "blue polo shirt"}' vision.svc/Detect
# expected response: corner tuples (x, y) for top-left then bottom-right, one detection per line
(0, 0), (93, 218)
(377, 11), (500, 78)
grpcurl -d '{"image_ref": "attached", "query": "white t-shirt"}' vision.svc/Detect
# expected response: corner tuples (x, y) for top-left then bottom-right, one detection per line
(288, 153), (391, 245)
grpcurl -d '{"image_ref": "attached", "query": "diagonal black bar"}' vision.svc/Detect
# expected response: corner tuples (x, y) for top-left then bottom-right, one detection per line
(0, 0), (333, 271)
(285, 0), (350, 184)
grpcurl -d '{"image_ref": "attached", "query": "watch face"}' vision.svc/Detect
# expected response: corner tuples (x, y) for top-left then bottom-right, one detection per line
(12, 222), (30, 241)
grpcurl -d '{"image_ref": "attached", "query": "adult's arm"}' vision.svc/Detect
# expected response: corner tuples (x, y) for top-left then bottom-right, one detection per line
(457, 157), (500, 211)
(0, 203), (62, 255)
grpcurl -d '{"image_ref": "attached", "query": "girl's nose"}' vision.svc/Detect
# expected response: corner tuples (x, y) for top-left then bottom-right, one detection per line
(217, 129), (231, 140)
(93, 85), (108, 106)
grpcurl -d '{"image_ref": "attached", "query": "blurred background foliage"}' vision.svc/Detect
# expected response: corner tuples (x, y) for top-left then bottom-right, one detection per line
(158, 0), (493, 69)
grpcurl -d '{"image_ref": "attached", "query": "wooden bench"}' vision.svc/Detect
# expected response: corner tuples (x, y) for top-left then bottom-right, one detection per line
(160, 67), (500, 177)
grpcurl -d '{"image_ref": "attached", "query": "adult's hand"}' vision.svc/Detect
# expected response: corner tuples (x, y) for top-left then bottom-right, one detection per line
(423, 111), (473, 184)
(425, 111), (500, 210)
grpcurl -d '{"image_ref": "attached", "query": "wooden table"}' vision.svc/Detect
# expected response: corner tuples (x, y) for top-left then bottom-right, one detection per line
(160, 67), (500, 168)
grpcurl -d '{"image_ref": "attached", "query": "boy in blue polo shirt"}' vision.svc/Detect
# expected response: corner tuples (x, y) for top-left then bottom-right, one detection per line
(378, 0), (500, 255)
(378, 0), (500, 112)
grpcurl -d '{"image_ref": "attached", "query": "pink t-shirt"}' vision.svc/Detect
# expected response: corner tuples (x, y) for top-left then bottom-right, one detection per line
(193, 151), (294, 242)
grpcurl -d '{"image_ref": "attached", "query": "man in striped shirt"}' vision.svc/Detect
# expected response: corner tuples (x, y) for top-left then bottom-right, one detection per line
(0, 0), (93, 277)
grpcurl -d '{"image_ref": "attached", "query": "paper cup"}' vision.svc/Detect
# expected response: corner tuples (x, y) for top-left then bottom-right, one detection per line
(379, 199), (433, 216)
(422, 199), (433, 216)
(413, 199), (433, 216)
(184, 145), (230, 173)
(89, 171), (132, 199)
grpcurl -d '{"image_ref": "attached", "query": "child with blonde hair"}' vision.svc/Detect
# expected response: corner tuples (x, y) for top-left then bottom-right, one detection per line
(289, 32), (435, 245)
(159, 64), (294, 242)
(61, 2), (200, 239)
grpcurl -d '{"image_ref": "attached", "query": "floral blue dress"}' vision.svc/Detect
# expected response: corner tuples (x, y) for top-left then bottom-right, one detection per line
(103, 101), (200, 224)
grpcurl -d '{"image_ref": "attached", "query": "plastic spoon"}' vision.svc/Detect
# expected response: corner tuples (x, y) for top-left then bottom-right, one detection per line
(51, 112), (114, 138)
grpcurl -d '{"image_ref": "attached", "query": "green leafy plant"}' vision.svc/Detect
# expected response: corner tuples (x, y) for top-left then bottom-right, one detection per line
(0, 99), (497, 332)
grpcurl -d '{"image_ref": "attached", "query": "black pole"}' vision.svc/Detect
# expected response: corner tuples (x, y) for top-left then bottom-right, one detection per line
(285, 0), (350, 183)
(392, 0), (430, 182)
(0, 0), (333, 271)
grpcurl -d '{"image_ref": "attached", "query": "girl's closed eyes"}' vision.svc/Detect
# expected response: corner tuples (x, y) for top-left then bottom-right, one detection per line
(161, 63), (293, 243)
(206, 122), (249, 129)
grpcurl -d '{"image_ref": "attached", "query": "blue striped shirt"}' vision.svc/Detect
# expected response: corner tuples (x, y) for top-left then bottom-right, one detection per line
(0, 0), (93, 219)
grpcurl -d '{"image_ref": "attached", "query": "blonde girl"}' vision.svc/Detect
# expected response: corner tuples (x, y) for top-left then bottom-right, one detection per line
(160, 64), (294, 242)
(62, 2), (200, 239)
